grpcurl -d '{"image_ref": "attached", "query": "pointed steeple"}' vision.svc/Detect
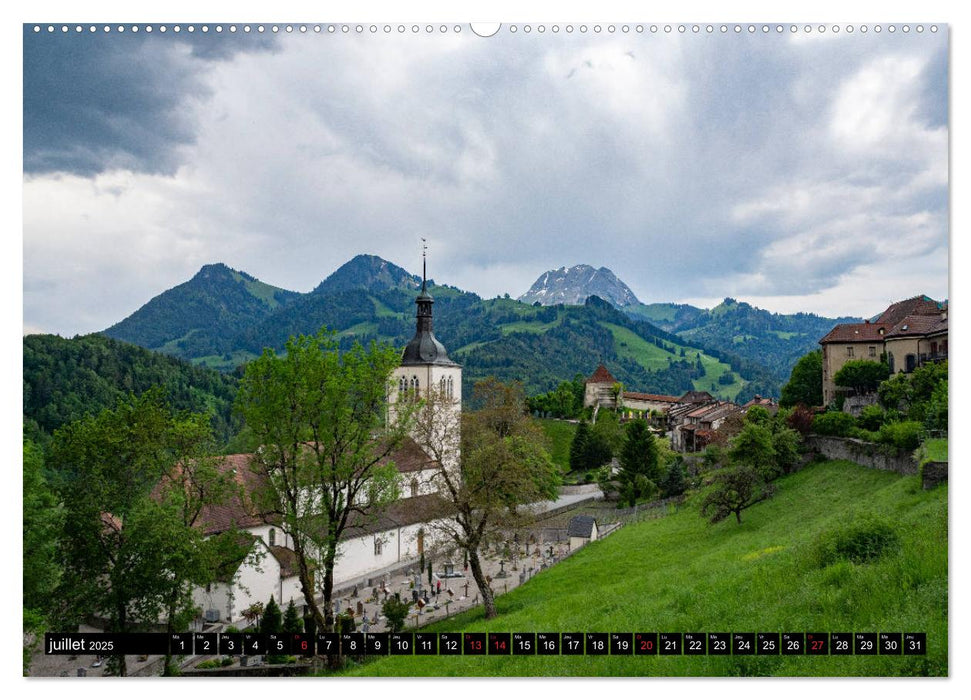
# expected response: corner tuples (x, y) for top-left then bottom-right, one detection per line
(401, 243), (458, 367)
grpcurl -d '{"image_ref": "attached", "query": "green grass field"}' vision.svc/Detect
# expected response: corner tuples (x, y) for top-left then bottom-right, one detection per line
(536, 418), (577, 473)
(605, 323), (678, 371)
(343, 460), (947, 677)
(602, 323), (742, 400)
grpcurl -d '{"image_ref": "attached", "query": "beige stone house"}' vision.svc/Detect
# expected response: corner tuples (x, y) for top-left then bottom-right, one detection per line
(819, 295), (947, 405)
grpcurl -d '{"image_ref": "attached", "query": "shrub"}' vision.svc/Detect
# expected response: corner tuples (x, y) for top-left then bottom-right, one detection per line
(857, 404), (886, 431)
(812, 411), (856, 437)
(877, 421), (923, 451)
(809, 515), (900, 567)
(786, 405), (815, 435)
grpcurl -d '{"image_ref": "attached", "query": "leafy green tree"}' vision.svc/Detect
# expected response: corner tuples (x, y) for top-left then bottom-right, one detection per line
(780, 350), (823, 408)
(701, 465), (776, 524)
(834, 360), (890, 396)
(416, 379), (559, 620)
(23, 437), (63, 673)
(617, 419), (661, 507)
(878, 372), (912, 412)
(592, 409), (624, 454)
(236, 329), (414, 634)
(812, 411), (856, 437)
(858, 404), (887, 431)
(49, 390), (237, 676)
(382, 597), (411, 633)
(771, 426), (802, 476)
(745, 405), (770, 425)
(729, 423), (777, 479)
(924, 381), (948, 433)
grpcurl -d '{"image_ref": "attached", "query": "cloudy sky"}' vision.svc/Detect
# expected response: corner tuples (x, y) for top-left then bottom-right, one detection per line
(22, 22), (949, 335)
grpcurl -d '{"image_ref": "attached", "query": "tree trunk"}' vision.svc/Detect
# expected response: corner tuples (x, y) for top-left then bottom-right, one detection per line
(162, 593), (178, 676)
(468, 549), (497, 619)
(735, 509), (742, 524)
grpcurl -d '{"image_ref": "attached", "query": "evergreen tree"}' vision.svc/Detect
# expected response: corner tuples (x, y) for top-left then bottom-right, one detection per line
(283, 600), (303, 634)
(262, 597), (282, 634)
(617, 419), (661, 507)
(569, 419), (591, 472)
(661, 457), (686, 498)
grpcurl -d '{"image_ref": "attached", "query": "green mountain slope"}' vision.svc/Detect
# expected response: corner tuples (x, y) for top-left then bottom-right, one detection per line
(98, 256), (857, 400)
(346, 460), (947, 677)
(103, 263), (299, 359)
(23, 333), (240, 445)
(626, 298), (860, 395)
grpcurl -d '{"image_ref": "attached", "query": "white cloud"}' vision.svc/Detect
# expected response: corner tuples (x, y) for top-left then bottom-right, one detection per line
(22, 29), (948, 335)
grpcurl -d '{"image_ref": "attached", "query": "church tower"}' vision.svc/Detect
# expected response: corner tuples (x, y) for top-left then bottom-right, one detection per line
(390, 245), (462, 467)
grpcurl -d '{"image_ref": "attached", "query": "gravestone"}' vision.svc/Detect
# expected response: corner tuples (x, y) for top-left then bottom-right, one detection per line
(356, 601), (364, 616)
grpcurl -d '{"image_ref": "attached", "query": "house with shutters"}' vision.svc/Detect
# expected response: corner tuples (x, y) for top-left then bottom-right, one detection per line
(819, 295), (947, 405)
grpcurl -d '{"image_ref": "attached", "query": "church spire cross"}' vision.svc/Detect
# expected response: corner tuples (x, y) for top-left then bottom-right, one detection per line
(421, 238), (428, 292)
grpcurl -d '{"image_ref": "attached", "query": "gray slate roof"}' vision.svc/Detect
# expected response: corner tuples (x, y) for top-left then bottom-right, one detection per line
(567, 515), (597, 538)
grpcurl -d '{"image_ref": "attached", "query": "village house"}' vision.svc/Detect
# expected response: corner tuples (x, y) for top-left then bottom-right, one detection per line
(582, 363), (680, 419)
(819, 295), (947, 405)
(672, 400), (744, 453)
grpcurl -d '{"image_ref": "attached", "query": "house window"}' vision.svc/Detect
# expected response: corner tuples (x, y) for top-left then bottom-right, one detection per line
(846, 346), (854, 357)
(374, 538), (383, 556)
(868, 346), (876, 357)
(269, 528), (276, 546)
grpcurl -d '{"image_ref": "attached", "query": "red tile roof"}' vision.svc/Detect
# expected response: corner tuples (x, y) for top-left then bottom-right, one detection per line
(587, 364), (617, 384)
(622, 392), (679, 403)
(341, 493), (455, 539)
(193, 454), (277, 536)
(884, 314), (948, 339)
(379, 437), (436, 473)
(819, 322), (890, 344)
(268, 545), (302, 578)
(678, 390), (714, 404)
(876, 295), (941, 326)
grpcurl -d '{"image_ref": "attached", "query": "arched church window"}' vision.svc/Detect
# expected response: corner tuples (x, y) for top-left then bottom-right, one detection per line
(447, 376), (454, 399)
(269, 528), (276, 546)
(440, 376), (446, 396)
(399, 376), (406, 395)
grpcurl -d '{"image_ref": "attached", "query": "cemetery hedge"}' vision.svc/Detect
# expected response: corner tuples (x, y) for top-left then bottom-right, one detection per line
(342, 460), (946, 677)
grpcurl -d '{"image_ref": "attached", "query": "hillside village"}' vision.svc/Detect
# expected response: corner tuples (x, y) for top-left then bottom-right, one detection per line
(23, 272), (949, 677)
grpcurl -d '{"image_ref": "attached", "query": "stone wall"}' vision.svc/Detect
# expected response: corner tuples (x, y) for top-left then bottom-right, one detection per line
(921, 461), (948, 490)
(805, 435), (918, 475)
(558, 483), (602, 496)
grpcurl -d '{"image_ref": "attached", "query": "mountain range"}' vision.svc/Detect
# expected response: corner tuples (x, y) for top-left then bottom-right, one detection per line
(95, 255), (860, 402)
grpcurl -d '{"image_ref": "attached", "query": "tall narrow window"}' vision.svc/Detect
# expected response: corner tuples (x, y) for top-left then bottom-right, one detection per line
(374, 538), (383, 556)
(411, 478), (419, 497)
(447, 376), (454, 399)
(440, 376), (446, 396)
(269, 528), (276, 546)
(846, 346), (854, 357)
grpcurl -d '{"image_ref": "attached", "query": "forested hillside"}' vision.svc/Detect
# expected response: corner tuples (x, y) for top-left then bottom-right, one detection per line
(23, 334), (240, 445)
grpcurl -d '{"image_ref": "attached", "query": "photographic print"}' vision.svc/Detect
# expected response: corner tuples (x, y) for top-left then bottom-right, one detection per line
(22, 19), (948, 679)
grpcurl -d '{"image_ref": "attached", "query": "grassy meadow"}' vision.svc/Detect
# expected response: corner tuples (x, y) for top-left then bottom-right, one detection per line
(342, 460), (947, 677)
